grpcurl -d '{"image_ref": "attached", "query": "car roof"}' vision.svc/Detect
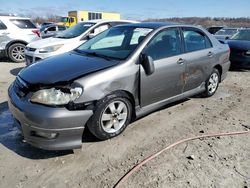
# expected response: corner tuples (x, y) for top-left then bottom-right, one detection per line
(82, 19), (138, 24)
(239, 28), (250, 31)
(0, 16), (31, 20)
(114, 22), (183, 29)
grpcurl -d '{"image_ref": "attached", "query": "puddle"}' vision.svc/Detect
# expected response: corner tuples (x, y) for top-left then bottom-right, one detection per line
(0, 109), (21, 140)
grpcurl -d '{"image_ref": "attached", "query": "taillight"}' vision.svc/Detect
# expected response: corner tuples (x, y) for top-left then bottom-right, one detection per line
(32, 29), (40, 37)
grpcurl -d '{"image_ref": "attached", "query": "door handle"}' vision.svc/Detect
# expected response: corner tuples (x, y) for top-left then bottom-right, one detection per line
(177, 58), (185, 65)
(208, 51), (214, 57)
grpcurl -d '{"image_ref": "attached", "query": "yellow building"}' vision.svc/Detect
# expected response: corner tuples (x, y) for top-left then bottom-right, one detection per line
(59, 11), (121, 27)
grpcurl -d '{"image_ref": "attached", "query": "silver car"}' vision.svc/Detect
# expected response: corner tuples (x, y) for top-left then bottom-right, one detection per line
(8, 22), (230, 150)
(40, 24), (67, 39)
(214, 28), (239, 41)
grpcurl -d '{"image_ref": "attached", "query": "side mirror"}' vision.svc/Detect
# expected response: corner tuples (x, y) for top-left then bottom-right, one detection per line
(88, 33), (95, 39)
(218, 39), (225, 44)
(225, 36), (230, 40)
(44, 28), (48, 34)
(141, 54), (155, 76)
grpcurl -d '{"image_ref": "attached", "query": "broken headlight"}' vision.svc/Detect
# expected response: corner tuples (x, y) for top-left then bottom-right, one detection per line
(30, 87), (82, 106)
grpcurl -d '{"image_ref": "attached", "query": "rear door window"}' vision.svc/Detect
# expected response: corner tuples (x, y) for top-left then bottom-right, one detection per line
(183, 29), (212, 52)
(0, 20), (7, 30)
(10, 19), (36, 29)
(47, 26), (56, 32)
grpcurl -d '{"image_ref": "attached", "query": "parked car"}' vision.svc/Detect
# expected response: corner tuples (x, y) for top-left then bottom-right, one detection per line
(40, 22), (54, 28)
(8, 22), (230, 150)
(226, 29), (250, 69)
(0, 16), (40, 62)
(214, 28), (239, 41)
(25, 20), (138, 66)
(40, 24), (67, 39)
(207, 26), (224, 34)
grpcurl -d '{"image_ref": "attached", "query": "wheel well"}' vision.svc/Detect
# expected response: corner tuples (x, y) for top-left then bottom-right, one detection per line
(213, 65), (222, 81)
(108, 90), (136, 121)
(6, 40), (28, 56)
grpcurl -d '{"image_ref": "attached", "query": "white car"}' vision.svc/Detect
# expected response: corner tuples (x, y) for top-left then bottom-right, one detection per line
(25, 20), (138, 65)
(0, 16), (40, 62)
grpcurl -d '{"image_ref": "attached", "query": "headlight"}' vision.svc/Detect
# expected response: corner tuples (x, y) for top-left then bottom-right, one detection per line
(39, 44), (63, 53)
(30, 87), (82, 105)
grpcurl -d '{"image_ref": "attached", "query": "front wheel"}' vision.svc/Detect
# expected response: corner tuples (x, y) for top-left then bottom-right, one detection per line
(202, 68), (220, 97)
(87, 93), (132, 140)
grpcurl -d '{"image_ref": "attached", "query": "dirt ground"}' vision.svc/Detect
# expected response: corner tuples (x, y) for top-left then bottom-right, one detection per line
(0, 59), (249, 188)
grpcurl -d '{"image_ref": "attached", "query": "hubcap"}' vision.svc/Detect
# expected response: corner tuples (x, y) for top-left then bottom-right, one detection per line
(208, 73), (219, 94)
(12, 46), (25, 61)
(101, 101), (128, 134)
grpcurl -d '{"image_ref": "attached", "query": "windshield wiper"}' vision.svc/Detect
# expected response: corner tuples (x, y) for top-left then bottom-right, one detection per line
(77, 50), (115, 61)
(54, 36), (70, 39)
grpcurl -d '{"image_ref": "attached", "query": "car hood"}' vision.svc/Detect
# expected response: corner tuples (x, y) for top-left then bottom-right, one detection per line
(27, 37), (75, 49)
(226, 40), (250, 50)
(19, 51), (119, 85)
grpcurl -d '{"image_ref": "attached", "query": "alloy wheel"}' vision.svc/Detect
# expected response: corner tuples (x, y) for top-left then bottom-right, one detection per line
(101, 101), (128, 134)
(208, 73), (219, 94)
(11, 45), (25, 61)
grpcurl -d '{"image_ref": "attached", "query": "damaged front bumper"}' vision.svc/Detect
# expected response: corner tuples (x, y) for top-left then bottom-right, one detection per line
(8, 84), (93, 150)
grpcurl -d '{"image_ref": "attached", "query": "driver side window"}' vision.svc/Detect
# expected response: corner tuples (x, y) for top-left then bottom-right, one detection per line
(145, 28), (182, 61)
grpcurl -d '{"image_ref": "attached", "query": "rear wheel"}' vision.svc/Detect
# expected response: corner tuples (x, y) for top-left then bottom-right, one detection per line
(87, 92), (132, 140)
(202, 68), (220, 97)
(8, 43), (26, 63)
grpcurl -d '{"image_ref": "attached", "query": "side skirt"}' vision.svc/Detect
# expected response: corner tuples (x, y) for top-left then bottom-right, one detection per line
(135, 83), (206, 119)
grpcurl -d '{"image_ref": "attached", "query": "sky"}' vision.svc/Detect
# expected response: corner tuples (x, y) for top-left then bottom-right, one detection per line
(1, 0), (250, 20)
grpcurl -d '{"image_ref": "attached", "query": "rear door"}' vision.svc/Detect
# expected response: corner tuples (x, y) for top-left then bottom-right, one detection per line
(140, 27), (186, 106)
(180, 27), (214, 92)
(9, 19), (39, 41)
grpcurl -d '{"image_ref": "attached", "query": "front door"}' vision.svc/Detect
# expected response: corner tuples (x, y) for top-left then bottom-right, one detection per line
(140, 28), (186, 107)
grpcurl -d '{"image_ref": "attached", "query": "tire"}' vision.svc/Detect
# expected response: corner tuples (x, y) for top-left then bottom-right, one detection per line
(8, 43), (26, 63)
(87, 92), (132, 140)
(202, 68), (220, 97)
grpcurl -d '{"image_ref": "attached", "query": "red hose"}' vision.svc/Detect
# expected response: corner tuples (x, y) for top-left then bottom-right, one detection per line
(114, 130), (250, 188)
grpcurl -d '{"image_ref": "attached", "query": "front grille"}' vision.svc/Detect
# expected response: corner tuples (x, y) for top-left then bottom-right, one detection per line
(25, 55), (41, 65)
(14, 77), (29, 98)
(26, 47), (36, 52)
(25, 55), (33, 62)
(35, 57), (41, 61)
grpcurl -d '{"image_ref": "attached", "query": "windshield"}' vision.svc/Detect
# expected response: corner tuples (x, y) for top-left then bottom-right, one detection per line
(55, 22), (94, 39)
(76, 26), (153, 60)
(60, 17), (69, 23)
(231, 30), (250, 41)
(215, 29), (237, 36)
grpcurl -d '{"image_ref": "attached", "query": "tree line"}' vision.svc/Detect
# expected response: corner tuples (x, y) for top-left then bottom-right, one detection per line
(144, 17), (250, 28)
